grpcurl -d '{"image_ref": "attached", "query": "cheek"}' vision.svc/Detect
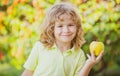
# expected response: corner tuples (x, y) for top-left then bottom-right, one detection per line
(71, 26), (77, 33)
(54, 26), (61, 32)
(54, 27), (60, 37)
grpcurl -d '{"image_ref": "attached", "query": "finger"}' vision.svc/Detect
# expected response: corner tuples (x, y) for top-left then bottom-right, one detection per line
(87, 54), (91, 59)
(91, 51), (95, 60)
(96, 50), (104, 62)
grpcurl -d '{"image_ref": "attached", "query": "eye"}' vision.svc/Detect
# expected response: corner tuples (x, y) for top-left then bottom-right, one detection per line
(57, 25), (63, 27)
(68, 24), (74, 26)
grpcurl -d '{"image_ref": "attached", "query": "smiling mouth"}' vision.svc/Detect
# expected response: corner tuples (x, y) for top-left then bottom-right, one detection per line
(61, 34), (72, 36)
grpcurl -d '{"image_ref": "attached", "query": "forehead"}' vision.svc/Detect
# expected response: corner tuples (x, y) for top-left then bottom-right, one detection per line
(56, 13), (75, 24)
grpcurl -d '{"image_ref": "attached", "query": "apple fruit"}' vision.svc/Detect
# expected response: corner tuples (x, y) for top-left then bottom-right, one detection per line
(89, 41), (104, 56)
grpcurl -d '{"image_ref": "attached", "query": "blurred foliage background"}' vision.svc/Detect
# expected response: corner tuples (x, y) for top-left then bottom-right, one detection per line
(0, 0), (120, 76)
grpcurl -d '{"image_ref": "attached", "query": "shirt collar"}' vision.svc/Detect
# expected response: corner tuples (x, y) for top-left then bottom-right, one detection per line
(51, 44), (75, 54)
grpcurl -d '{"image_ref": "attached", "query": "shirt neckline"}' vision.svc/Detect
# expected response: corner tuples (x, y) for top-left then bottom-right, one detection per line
(51, 44), (75, 54)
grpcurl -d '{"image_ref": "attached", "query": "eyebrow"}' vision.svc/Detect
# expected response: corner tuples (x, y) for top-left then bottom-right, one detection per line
(56, 22), (75, 26)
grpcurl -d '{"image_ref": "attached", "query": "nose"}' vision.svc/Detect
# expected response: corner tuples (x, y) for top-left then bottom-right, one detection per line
(62, 26), (69, 33)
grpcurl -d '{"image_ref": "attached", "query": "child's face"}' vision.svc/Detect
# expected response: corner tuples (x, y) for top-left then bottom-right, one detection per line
(54, 14), (77, 44)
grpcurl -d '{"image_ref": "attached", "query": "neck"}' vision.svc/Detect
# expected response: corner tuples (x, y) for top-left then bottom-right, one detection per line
(55, 41), (72, 52)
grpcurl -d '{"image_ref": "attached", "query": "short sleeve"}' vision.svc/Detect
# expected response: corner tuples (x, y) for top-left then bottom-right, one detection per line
(74, 49), (86, 76)
(23, 42), (40, 71)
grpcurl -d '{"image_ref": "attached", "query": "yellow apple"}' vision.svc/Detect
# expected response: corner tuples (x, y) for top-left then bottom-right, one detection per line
(89, 41), (104, 56)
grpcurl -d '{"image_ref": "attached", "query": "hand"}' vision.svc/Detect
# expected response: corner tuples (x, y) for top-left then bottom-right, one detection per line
(86, 50), (104, 66)
(77, 51), (104, 76)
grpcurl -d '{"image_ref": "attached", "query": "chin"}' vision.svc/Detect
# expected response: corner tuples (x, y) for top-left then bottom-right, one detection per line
(61, 39), (72, 43)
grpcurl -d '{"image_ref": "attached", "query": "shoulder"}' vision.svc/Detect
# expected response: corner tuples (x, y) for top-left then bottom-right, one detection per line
(34, 41), (44, 48)
(77, 48), (85, 55)
(34, 41), (42, 46)
(33, 41), (46, 51)
(80, 49), (85, 54)
(77, 48), (86, 59)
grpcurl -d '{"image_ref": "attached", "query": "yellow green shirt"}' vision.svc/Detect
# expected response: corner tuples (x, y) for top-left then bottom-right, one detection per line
(23, 41), (86, 76)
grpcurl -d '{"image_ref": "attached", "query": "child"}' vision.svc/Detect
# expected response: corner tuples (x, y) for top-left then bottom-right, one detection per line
(22, 2), (104, 76)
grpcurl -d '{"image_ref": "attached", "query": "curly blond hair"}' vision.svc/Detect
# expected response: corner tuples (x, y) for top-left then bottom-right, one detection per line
(39, 2), (85, 50)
